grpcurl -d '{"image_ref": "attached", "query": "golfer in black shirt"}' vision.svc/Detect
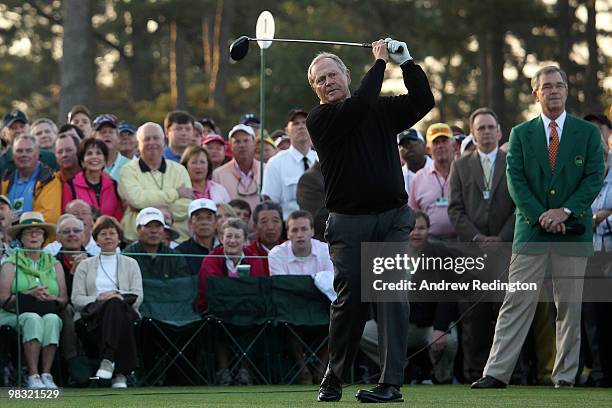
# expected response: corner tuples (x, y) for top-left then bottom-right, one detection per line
(307, 39), (434, 402)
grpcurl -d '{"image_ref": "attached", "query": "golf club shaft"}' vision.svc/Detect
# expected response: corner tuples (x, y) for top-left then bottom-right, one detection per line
(248, 37), (372, 48)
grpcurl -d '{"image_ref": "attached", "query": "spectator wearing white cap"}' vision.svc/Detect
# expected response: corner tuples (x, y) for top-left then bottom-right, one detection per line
(118, 122), (193, 242)
(460, 135), (476, 157)
(122, 207), (189, 279)
(212, 124), (264, 211)
(176, 198), (220, 275)
(397, 128), (432, 197)
(262, 109), (318, 220)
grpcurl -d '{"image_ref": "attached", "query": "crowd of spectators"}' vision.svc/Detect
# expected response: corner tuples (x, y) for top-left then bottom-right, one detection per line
(0, 101), (610, 389)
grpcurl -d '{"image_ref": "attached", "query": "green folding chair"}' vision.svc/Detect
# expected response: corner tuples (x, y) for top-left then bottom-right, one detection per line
(139, 275), (210, 385)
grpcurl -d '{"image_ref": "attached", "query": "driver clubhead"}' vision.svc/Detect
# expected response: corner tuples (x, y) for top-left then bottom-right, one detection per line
(230, 36), (250, 61)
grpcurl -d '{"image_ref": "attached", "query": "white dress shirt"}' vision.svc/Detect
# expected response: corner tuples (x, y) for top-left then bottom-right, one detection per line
(262, 145), (318, 220)
(541, 111), (566, 146)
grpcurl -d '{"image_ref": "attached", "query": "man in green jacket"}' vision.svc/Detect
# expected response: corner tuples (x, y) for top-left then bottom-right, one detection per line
(472, 66), (604, 389)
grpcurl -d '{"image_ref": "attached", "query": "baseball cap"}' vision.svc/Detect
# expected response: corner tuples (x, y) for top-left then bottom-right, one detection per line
(93, 114), (118, 131)
(198, 118), (217, 130)
(240, 113), (261, 127)
(117, 121), (136, 135)
(426, 123), (453, 144)
(3, 110), (28, 128)
(0, 195), (12, 209)
(228, 124), (256, 139)
(67, 105), (91, 121)
(188, 198), (217, 218)
(287, 108), (308, 123)
(275, 135), (291, 148)
(584, 113), (612, 128)
(136, 207), (166, 227)
(202, 133), (225, 146)
(256, 136), (276, 148)
(460, 135), (475, 155)
(397, 129), (424, 145)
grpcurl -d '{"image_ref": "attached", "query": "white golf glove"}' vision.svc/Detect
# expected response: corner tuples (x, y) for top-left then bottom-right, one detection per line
(384, 38), (412, 65)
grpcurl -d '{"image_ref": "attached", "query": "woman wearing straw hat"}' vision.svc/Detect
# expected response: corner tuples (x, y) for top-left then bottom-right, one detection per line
(0, 211), (67, 389)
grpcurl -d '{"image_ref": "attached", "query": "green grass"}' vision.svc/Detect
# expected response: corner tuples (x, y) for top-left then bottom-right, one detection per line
(2, 385), (612, 407)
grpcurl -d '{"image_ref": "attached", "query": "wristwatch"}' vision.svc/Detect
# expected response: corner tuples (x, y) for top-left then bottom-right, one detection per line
(563, 207), (572, 216)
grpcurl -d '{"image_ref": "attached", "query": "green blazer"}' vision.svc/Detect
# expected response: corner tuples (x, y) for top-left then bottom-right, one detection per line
(506, 113), (604, 256)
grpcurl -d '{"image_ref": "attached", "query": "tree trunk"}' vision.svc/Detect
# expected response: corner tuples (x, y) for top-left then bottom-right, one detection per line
(128, 12), (156, 101)
(212, 0), (235, 114)
(584, 0), (602, 113)
(59, 0), (96, 123)
(556, 0), (580, 112)
(170, 19), (187, 110)
(207, 0), (223, 108)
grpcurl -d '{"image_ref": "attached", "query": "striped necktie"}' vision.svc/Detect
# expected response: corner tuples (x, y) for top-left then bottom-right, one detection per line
(549, 121), (559, 172)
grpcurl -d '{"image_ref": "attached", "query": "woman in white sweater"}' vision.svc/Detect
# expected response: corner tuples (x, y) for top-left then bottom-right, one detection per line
(71, 215), (143, 388)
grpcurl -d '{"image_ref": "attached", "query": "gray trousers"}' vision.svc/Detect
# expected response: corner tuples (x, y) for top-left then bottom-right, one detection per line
(360, 319), (458, 383)
(325, 205), (413, 385)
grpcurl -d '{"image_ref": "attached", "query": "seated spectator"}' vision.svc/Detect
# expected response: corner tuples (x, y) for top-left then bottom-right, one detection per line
(202, 134), (227, 171)
(53, 214), (89, 379)
(268, 210), (331, 383)
(212, 124), (263, 211)
(62, 138), (124, 221)
(215, 202), (237, 238)
(198, 217), (267, 385)
(0, 212), (67, 388)
(71, 215), (143, 389)
(119, 122), (193, 242)
(163, 111), (195, 163)
(31, 118), (58, 151)
(1, 134), (62, 224)
(0, 110), (58, 176)
(176, 199), (219, 275)
(181, 145), (230, 203)
(229, 198), (252, 226)
(45, 199), (101, 256)
(198, 217), (267, 314)
(54, 132), (81, 184)
(123, 207), (189, 279)
(245, 201), (284, 274)
(68, 105), (93, 139)
(117, 121), (138, 160)
(360, 211), (458, 384)
(93, 115), (131, 182)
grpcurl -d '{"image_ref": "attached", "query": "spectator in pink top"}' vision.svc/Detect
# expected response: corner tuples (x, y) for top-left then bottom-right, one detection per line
(180, 145), (230, 203)
(62, 138), (124, 221)
(408, 123), (456, 240)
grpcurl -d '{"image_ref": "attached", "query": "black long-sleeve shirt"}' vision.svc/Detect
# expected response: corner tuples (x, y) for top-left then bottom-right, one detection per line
(306, 59), (434, 214)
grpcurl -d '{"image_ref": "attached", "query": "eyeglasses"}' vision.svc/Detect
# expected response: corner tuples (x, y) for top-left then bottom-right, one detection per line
(23, 228), (45, 237)
(59, 228), (84, 234)
(237, 179), (259, 197)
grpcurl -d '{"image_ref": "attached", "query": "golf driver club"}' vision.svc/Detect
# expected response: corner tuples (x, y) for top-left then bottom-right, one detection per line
(229, 35), (402, 61)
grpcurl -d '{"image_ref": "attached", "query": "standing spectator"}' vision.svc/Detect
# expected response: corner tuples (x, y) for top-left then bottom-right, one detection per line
(54, 132), (81, 184)
(123, 207), (189, 278)
(255, 136), (277, 163)
(58, 124), (85, 141)
(93, 115), (130, 182)
(72, 215), (143, 389)
(296, 162), (327, 242)
(245, 201), (284, 274)
(198, 118), (219, 135)
(262, 108), (318, 220)
(181, 145), (230, 203)
(0, 212), (67, 389)
(240, 113), (261, 138)
(118, 122), (193, 242)
(212, 124), (263, 211)
(215, 202), (237, 238)
(31, 118), (59, 151)
(397, 129), (432, 197)
(176, 198), (219, 275)
(163, 110), (195, 163)
(409, 123), (456, 241)
(202, 134), (227, 171)
(448, 107), (515, 382)
(472, 66), (604, 389)
(1, 109), (29, 147)
(1, 134), (62, 224)
(68, 105), (93, 139)
(62, 138), (124, 221)
(118, 121), (138, 160)
(228, 198), (252, 226)
(0, 194), (13, 229)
